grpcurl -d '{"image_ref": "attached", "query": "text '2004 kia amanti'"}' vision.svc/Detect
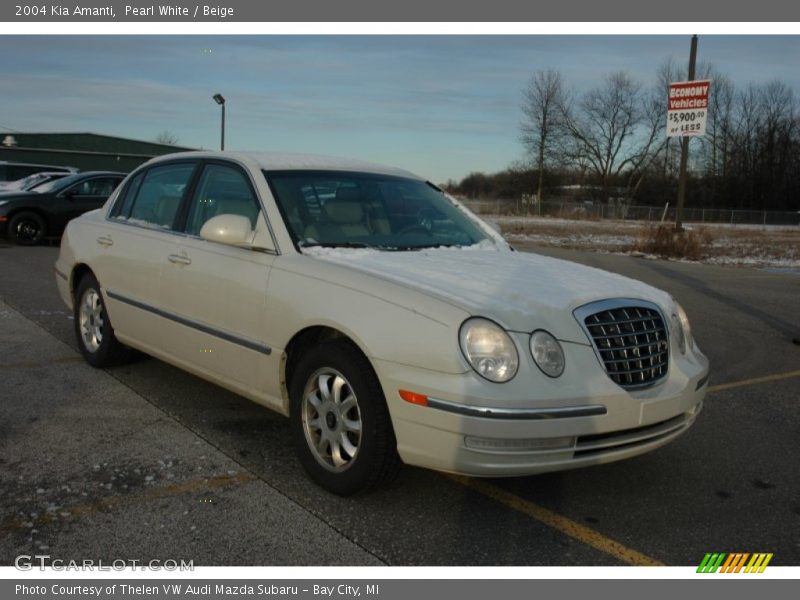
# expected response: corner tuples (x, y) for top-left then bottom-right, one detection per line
(56, 151), (710, 495)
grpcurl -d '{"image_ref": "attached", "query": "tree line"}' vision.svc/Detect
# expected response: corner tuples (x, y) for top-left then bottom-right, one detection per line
(446, 61), (800, 212)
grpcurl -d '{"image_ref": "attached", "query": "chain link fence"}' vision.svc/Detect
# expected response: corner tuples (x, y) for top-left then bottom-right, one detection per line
(461, 198), (800, 226)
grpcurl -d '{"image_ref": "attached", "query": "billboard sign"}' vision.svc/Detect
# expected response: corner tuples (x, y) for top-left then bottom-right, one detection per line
(667, 80), (711, 137)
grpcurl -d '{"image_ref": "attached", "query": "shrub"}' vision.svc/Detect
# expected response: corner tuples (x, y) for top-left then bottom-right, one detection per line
(634, 225), (713, 260)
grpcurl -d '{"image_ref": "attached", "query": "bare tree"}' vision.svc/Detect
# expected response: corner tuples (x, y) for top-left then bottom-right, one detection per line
(703, 71), (735, 206)
(656, 58), (683, 177)
(520, 70), (565, 209)
(625, 85), (669, 199)
(558, 72), (661, 202)
(155, 130), (179, 145)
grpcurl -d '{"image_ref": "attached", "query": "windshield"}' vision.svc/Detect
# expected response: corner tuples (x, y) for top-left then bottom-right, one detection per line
(26, 173), (67, 190)
(32, 173), (84, 194)
(3, 173), (44, 190)
(264, 170), (491, 250)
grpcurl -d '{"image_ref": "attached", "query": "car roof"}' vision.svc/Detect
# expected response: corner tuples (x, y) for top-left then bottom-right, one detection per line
(71, 171), (126, 177)
(146, 151), (422, 180)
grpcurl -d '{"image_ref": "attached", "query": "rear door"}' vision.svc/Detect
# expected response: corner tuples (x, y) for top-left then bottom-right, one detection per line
(91, 162), (198, 352)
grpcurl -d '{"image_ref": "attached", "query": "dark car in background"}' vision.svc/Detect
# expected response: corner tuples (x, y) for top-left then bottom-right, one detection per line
(0, 171), (125, 245)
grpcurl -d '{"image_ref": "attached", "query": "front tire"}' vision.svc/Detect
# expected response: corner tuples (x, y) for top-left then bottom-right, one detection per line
(290, 340), (400, 495)
(74, 274), (132, 367)
(8, 211), (46, 245)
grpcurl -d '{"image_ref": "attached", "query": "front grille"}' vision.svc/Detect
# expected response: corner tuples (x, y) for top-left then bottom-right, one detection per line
(576, 300), (669, 388)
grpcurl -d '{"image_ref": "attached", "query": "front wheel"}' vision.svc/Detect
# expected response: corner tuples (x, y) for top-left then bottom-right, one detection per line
(8, 211), (46, 245)
(290, 340), (400, 495)
(74, 274), (132, 367)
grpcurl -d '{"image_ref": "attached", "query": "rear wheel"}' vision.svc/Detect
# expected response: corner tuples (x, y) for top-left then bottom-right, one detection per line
(290, 340), (401, 495)
(8, 211), (46, 245)
(74, 274), (132, 367)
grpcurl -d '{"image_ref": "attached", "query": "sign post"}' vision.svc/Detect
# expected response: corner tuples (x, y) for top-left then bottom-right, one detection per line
(671, 35), (709, 231)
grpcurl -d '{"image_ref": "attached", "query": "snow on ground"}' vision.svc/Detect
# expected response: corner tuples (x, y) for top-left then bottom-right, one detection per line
(488, 215), (800, 272)
(505, 232), (635, 248)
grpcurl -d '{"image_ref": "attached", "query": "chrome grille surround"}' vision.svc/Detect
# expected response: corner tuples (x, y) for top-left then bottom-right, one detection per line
(574, 298), (669, 389)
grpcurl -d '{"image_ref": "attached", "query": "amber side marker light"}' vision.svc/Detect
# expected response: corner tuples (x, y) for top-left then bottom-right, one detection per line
(399, 390), (429, 406)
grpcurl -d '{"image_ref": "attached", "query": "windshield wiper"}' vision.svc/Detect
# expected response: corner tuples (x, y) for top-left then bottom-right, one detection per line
(299, 241), (373, 249)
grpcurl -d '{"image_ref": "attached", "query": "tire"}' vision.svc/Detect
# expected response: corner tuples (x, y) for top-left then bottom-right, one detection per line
(74, 273), (132, 368)
(290, 340), (401, 495)
(8, 211), (46, 245)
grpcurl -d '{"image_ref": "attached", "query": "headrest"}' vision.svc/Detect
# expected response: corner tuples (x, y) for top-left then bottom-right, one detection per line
(324, 200), (364, 224)
(335, 186), (361, 203)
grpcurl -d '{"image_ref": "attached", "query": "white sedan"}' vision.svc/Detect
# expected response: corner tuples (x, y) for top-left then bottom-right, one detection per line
(55, 151), (710, 495)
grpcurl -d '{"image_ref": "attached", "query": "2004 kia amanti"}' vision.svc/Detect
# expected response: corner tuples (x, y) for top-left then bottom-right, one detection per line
(56, 151), (710, 494)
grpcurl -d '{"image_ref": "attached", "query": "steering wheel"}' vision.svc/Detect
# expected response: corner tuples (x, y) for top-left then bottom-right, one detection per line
(396, 223), (433, 236)
(396, 208), (440, 236)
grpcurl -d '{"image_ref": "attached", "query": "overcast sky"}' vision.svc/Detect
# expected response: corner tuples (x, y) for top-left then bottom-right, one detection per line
(1, 35), (798, 182)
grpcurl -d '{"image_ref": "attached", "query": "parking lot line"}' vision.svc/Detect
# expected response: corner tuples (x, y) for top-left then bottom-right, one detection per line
(446, 474), (664, 566)
(707, 369), (800, 394)
(0, 472), (255, 535)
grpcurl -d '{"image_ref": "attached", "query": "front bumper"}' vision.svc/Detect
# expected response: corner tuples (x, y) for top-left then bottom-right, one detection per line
(376, 338), (709, 477)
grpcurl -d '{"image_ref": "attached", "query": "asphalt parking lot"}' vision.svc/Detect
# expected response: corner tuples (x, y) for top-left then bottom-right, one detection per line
(1, 241), (799, 567)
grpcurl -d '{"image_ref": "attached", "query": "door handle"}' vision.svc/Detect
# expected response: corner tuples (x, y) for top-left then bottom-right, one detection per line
(96, 236), (113, 247)
(168, 254), (192, 266)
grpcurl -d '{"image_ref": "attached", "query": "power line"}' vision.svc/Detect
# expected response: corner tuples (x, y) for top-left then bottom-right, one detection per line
(0, 123), (21, 133)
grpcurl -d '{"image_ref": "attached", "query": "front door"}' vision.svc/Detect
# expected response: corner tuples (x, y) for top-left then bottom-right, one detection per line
(157, 161), (278, 403)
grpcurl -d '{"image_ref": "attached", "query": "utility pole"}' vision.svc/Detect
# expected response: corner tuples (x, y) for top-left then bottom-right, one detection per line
(675, 34), (698, 232)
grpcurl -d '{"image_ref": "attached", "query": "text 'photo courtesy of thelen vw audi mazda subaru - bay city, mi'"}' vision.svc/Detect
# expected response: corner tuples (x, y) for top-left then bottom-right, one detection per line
(54, 151), (709, 495)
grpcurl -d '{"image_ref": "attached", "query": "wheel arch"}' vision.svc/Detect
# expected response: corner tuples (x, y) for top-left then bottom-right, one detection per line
(70, 263), (96, 303)
(280, 324), (375, 413)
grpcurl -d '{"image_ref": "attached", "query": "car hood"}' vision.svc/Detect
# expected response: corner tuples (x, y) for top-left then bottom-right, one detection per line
(0, 191), (39, 201)
(303, 245), (674, 344)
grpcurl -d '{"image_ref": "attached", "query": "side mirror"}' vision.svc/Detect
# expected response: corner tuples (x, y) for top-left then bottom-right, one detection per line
(62, 189), (77, 199)
(200, 214), (253, 247)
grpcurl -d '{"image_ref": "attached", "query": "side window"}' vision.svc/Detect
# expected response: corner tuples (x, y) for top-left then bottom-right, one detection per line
(121, 163), (195, 230)
(67, 177), (121, 196)
(185, 164), (261, 237)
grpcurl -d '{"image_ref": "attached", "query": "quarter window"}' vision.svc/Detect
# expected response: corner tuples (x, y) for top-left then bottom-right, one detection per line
(185, 164), (261, 236)
(110, 171), (144, 218)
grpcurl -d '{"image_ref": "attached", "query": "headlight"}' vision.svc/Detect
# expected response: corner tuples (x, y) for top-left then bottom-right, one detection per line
(529, 330), (565, 378)
(670, 303), (693, 354)
(459, 318), (519, 383)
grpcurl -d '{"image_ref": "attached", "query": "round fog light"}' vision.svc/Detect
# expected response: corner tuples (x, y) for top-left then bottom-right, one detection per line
(530, 330), (565, 378)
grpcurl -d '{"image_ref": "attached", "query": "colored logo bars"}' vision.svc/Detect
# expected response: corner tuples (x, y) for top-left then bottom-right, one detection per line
(697, 553), (773, 573)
